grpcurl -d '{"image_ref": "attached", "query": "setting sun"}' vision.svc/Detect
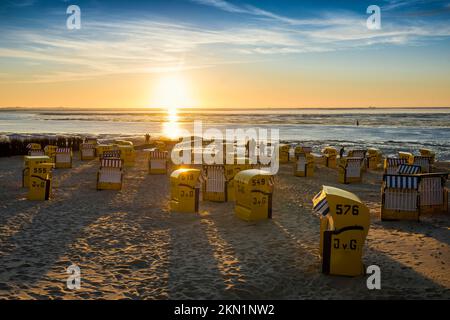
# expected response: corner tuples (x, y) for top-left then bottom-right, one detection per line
(151, 74), (196, 111)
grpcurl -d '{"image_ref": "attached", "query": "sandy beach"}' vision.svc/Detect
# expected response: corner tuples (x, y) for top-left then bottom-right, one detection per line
(0, 149), (448, 300)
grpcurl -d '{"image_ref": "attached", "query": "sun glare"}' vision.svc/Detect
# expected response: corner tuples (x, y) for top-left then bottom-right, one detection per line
(153, 74), (195, 110)
(153, 73), (194, 139)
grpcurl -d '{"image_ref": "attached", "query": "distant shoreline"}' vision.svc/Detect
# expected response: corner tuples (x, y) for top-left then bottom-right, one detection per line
(1, 106), (450, 112)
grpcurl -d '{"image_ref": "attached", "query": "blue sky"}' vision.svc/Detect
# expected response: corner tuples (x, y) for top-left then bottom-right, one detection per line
(0, 0), (449, 107)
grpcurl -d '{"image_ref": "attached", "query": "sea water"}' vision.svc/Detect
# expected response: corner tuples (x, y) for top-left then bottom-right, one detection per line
(1, 108), (449, 160)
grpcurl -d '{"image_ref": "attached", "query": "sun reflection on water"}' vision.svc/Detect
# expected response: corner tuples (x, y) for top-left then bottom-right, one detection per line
(162, 107), (181, 139)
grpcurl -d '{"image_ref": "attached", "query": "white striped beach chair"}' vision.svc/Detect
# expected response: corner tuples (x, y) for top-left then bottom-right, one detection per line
(80, 143), (96, 160)
(97, 158), (123, 190)
(202, 165), (227, 202)
(338, 157), (363, 184)
(148, 150), (168, 174)
(384, 157), (407, 174)
(55, 147), (72, 168)
(349, 149), (367, 171)
(418, 173), (448, 214)
(381, 174), (420, 221)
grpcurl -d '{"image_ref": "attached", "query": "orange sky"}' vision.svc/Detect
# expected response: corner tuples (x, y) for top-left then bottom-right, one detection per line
(1, 62), (449, 109)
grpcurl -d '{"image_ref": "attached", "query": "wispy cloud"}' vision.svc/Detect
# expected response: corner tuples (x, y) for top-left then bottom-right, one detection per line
(192, 0), (324, 25)
(1, 1), (449, 83)
(4, 0), (37, 7)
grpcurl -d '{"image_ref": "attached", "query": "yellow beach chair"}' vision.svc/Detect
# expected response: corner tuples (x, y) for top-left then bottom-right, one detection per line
(294, 146), (312, 159)
(294, 152), (314, 177)
(338, 157), (363, 184)
(321, 147), (337, 168)
(419, 173), (448, 214)
(23, 155), (52, 188)
(398, 151), (413, 161)
(381, 174), (420, 221)
(234, 169), (274, 221)
(312, 186), (370, 276)
(148, 150), (168, 174)
(170, 169), (201, 213)
(367, 148), (382, 170)
(97, 158), (123, 190)
(28, 163), (54, 201)
(279, 144), (290, 163)
(80, 143), (96, 160)
(114, 140), (133, 146)
(85, 137), (98, 145)
(118, 145), (135, 166)
(419, 148), (435, 164)
(224, 159), (257, 202)
(202, 165), (227, 202)
(96, 144), (115, 158)
(44, 145), (57, 162)
(55, 148), (72, 169)
(27, 143), (44, 156)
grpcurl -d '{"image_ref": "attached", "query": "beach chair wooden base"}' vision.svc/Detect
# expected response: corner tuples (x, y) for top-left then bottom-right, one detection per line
(338, 171), (362, 184)
(55, 162), (72, 169)
(97, 181), (122, 190)
(203, 191), (227, 202)
(420, 188), (449, 214)
(381, 208), (419, 221)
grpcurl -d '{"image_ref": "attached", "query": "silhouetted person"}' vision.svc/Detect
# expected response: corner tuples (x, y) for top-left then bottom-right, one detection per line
(340, 147), (345, 158)
(145, 133), (150, 144)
